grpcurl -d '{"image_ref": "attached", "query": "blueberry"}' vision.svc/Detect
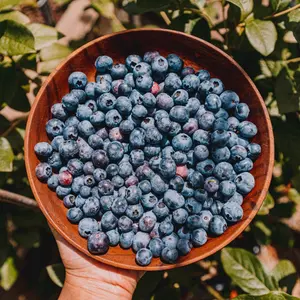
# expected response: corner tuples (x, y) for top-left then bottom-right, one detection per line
(124, 73), (135, 88)
(237, 137), (250, 147)
(110, 63), (128, 79)
(106, 141), (124, 162)
(247, 143), (261, 161)
(63, 194), (76, 208)
(99, 195), (113, 212)
(220, 90), (239, 109)
(162, 232), (178, 250)
(133, 62), (151, 78)
(119, 231), (135, 249)
(85, 82), (98, 99)
(196, 69), (210, 82)
(167, 54), (183, 73)
(210, 215), (228, 235)
(80, 185), (91, 197)
(67, 207), (83, 223)
(135, 74), (153, 93)
(143, 51), (159, 64)
(187, 151), (196, 168)
(114, 96), (132, 116)
(118, 82), (132, 98)
(138, 215), (156, 232)
(215, 108), (229, 119)
(194, 188), (208, 203)
(209, 78), (224, 95)
(235, 103), (249, 121)
(83, 175), (95, 187)
(158, 158), (176, 179)
(156, 93), (174, 111)
(101, 211), (118, 231)
(182, 182), (194, 197)
(205, 94), (221, 112)
(194, 145), (209, 161)
(51, 103), (68, 121)
(238, 121), (258, 138)
(87, 231), (109, 254)
(169, 121), (181, 137)
(93, 168), (107, 182)
(129, 149), (144, 168)
(75, 194), (86, 207)
(130, 89), (144, 105)
(34, 142), (53, 159)
(227, 131), (239, 148)
(46, 118), (65, 139)
(172, 208), (188, 225)
(96, 73), (112, 84)
(213, 118), (229, 131)
(198, 111), (215, 131)
(91, 150), (108, 169)
(210, 200), (224, 215)
(191, 228), (207, 247)
(227, 192), (243, 205)
(78, 120), (95, 137)
(164, 73), (182, 94)
(186, 97), (200, 116)
(118, 162), (133, 179)
(78, 218), (99, 238)
(125, 54), (142, 72)
(213, 162), (235, 181)
(195, 159), (214, 177)
(144, 145), (160, 158)
(56, 185), (72, 199)
(94, 78), (111, 95)
(105, 164), (119, 178)
(106, 229), (120, 246)
(193, 129), (210, 146)
(87, 134), (103, 149)
(187, 170), (204, 188)
(35, 162), (52, 182)
(202, 197), (213, 210)
(230, 145), (247, 162)
(47, 174), (59, 191)
(182, 74), (200, 94)
(104, 109), (122, 128)
(95, 55), (113, 73)
(51, 136), (65, 151)
(152, 201), (169, 220)
(204, 176), (219, 193)
(68, 71), (88, 89)
(170, 106), (189, 123)
(139, 192), (157, 210)
(129, 128), (145, 148)
(161, 247), (178, 263)
(126, 204), (144, 221)
(171, 151), (187, 165)
(177, 227), (191, 240)
(136, 248), (152, 266)
(219, 180), (236, 197)
(97, 93), (116, 112)
(96, 128), (109, 139)
(70, 89), (86, 104)
(132, 105), (148, 119)
(152, 56), (168, 82)
(235, 172), (255, 194)
(222, 201), (243, 223)
(98, 179), (114, 195)
(197, 80), (214, 100)
(172, 133), (192, 152)
(212, 147), (230, 163)
(151, 175), (168, 195)
(111, 197), (127, 215)
(159, 220), (174, 236)
(148, 238), (163, 257)
(163, 189), (185, 210)
(227, 116), (240, 133)
(117, 215), (133, 233)
(157, 117), (172, 133)
(119, 120), (135, 134)
(137, 180), (151, 194)
(185, 197), (202, 214)
(183, 118), (199, 135)
(72, 176), (84, 194)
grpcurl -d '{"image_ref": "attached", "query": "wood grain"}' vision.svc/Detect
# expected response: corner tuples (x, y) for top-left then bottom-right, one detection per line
(24, 29), (274, 271)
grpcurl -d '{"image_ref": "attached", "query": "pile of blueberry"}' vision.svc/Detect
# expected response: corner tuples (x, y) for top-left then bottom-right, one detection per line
(34, 51), (261, 266)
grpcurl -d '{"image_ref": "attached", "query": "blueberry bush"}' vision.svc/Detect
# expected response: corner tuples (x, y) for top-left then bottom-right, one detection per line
(0, 0), (300, 299)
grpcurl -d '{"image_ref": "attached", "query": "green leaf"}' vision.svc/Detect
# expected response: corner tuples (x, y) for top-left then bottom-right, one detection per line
(275, 68), (299, 114)
(270, 0), (290, 12)
(38, 43), (72, 74)
(288, 10), (300, 43)
(288, 9), (300, 23)
(0, 0), (21, 11)
(258, 193), (275, 215)
(270, 260), (296, 282)
(235, 291), (299, 300)
(0, 137), (14, 172)
(0, 257), (18, 291)
(221, 247), (278, 295)
(245, 19), (277, 56)
(191, 18), (211, 41)
(0, 62), (17, 106)
(46, 264), (65, 288)
(91, 0), (115, 18)
(0, 20), (35, 56)
(27, 23), (62, 51)
(227, 0), (253, 21)
(0, 11), (30, 24)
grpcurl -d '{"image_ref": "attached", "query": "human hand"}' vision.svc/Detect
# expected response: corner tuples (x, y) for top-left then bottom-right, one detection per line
(51, 227), (144, 300)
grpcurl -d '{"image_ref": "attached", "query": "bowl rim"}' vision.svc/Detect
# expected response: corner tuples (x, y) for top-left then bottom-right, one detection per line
(25, 28), (274, 271)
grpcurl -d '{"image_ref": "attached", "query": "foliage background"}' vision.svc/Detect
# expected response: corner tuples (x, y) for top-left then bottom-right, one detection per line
(0, 0), (300, 299)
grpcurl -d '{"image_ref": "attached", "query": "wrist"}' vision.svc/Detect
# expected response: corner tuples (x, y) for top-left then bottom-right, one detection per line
(59, 272), (136, 300)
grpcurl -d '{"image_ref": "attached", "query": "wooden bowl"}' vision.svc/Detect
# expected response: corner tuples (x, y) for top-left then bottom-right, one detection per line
(25, 29), (274, 271)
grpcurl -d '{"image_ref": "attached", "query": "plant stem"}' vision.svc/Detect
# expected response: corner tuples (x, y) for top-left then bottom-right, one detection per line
(285, 57), (300, 64)
(264, 4), (300, 19)
(188, 8), (213, 27)
(200, 281), (225, 300)
(0, 189), (39, 211)
(0, 112), (29, 138)
(160, 11), (171, 26)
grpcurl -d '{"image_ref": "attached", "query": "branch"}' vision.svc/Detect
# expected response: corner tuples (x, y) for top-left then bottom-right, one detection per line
(264, 4), (300, 20)
(0, 189), (39, 211)
(285, 57), (300, 64)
